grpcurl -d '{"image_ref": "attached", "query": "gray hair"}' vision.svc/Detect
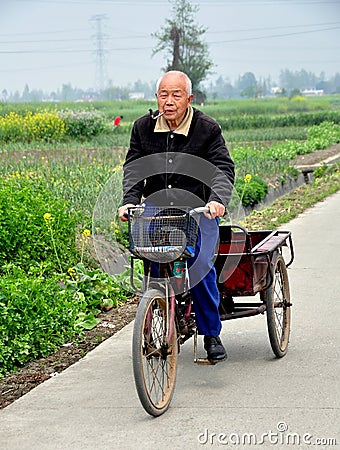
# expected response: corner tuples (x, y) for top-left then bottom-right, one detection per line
(156, 71), (192, 95)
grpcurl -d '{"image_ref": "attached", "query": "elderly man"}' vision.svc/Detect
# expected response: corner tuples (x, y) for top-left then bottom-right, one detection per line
(119, 70), (235, 362)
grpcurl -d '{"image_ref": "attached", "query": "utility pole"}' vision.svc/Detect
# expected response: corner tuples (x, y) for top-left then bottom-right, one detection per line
(90, 14), (108, 95)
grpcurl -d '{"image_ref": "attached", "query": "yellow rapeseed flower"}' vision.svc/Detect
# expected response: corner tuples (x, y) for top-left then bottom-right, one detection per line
(67, 267), (77, 279)
(244, 173), (252, 183)
(81, 229), (91, 238)
(43, 213), (52, 225)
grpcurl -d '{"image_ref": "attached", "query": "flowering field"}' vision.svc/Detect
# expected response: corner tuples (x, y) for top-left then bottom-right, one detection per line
(0, 97), (339, 377)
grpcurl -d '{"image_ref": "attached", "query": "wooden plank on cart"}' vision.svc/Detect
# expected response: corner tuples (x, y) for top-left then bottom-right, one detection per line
(253, 234), (287, 253)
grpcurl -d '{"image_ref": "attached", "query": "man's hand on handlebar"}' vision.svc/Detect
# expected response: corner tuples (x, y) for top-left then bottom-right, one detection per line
(118, 201), (225, 221)
(205, 201), (225, 219)
(118, 203), (135, 221)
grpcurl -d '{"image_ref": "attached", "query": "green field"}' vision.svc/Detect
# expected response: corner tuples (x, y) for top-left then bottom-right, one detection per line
(1, 95), (339, 377)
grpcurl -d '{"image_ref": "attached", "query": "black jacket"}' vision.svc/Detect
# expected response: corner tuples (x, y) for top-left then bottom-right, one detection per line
(122, 107), (235, 208)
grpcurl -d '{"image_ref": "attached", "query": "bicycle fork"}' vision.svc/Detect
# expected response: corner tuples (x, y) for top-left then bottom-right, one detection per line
(165, 283), (176, 346)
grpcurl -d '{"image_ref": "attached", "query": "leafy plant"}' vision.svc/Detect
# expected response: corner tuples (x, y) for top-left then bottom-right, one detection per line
(0, 175), (79, 274)
(234, 173), (269, 207)
(57, 109), (107, 138)
(218, 111), (340, 131)
(0, 266), (83, 376)
(313, 163), (339, 179)
(65, 260), (143, 311)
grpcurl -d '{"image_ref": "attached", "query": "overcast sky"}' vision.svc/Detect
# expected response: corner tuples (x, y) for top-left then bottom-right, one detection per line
(1, 0), (339, 94)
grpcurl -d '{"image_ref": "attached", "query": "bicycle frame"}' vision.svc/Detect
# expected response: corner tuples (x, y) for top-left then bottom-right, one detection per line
(143, 260), (192, 346)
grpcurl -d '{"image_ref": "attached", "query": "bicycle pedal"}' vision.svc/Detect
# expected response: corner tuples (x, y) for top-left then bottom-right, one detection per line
(194, 357), (217, 366)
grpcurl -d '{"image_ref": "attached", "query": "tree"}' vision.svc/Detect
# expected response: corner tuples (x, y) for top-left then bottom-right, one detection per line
(279, 68), (320, 91)
(236, 72), (257, 98)
(22, 84), (30, 102)
(206, 76), (234, 99)
(152, 0), (213, 100)
(330, 72), (340, 93)
(1, 89), (8, 102)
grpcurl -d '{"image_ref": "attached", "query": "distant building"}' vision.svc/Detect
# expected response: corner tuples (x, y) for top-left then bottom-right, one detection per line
(271, 86), (283, 95)
(75, 95), (96, 102)
(301, 89), (324, 96)
(128, 92), (144, 100)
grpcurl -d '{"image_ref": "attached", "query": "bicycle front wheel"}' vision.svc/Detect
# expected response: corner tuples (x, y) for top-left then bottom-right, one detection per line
(262, 254), (291, 358)
(132, 288), (178, 416)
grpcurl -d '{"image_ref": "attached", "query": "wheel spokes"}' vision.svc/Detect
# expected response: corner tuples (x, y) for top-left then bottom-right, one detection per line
(142, 302), (175, 406)
(272, 264), (288, 345)
(144, 356), (174, 403)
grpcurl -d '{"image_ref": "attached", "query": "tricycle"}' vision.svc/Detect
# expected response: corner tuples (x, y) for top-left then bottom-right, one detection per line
(126, 205), (294, 416)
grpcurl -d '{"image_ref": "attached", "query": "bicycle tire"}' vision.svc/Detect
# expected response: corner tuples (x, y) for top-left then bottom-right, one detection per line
(262, 253), (291, 358)
(132, 288), (178, 416)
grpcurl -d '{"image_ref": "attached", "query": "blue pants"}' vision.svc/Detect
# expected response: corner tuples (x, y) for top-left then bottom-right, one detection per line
(145, 213), (222, 336)
(187, 216), (222, 336)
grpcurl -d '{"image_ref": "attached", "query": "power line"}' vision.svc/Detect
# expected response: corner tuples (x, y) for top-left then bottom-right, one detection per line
(208, 22), (340, 34)
(1, 57), (338, 76)
(0, 35), (149, 45)
(0, 46), (154, 54)
(0, 61), (93, 74)
(0, 38), (91, 45)
(0, 28), (89, 38)
(1, 24), (339, 55)
(1, 20), (339, 43)
(209, 25), (340, 44)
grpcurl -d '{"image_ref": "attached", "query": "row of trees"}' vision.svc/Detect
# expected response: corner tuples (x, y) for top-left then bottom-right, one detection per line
(2, 68), (339, 103)
(1, 0), (339, 103)
(206, 71), (340, 100)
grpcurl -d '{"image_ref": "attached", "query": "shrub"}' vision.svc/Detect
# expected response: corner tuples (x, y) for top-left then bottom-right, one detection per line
(0, 110), (66, 143)
(0, 266), (83, 376)
(0, 175), (79, 274)
(0, 112), (29, 142)
(0, 257), (142, 376)
(65, 262), (136, 313)
(24, 111), (66, 142)
(290, 96), (308, 111)
(57, 109), (107, 138)
(234, 174), (269, 207)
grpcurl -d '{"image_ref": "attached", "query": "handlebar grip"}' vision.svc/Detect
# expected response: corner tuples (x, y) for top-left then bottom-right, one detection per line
(189, 206), (210, 216)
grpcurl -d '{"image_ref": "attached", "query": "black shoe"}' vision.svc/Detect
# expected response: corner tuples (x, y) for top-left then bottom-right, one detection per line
(204, 336), (227, 362)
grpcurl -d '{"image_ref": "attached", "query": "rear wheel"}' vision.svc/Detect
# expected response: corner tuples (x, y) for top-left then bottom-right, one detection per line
(132, 288), (178, 416)
(262, 254), (291, 358)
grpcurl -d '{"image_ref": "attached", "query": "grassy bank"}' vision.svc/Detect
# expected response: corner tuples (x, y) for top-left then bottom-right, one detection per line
(244, 163), (340, 230)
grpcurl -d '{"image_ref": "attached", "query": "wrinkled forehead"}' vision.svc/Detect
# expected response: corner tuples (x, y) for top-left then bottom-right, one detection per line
(158, 75), (187, 93)
(157, 87), (185, 94)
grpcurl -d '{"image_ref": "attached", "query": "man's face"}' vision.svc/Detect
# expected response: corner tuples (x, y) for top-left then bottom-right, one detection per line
(156, 73), (194, 129)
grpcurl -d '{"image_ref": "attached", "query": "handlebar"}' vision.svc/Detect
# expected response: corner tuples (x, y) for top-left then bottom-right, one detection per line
(126, 205), (210, 217)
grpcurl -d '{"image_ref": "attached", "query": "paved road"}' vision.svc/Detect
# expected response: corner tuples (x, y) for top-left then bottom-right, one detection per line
(1, 192), (339, 450)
